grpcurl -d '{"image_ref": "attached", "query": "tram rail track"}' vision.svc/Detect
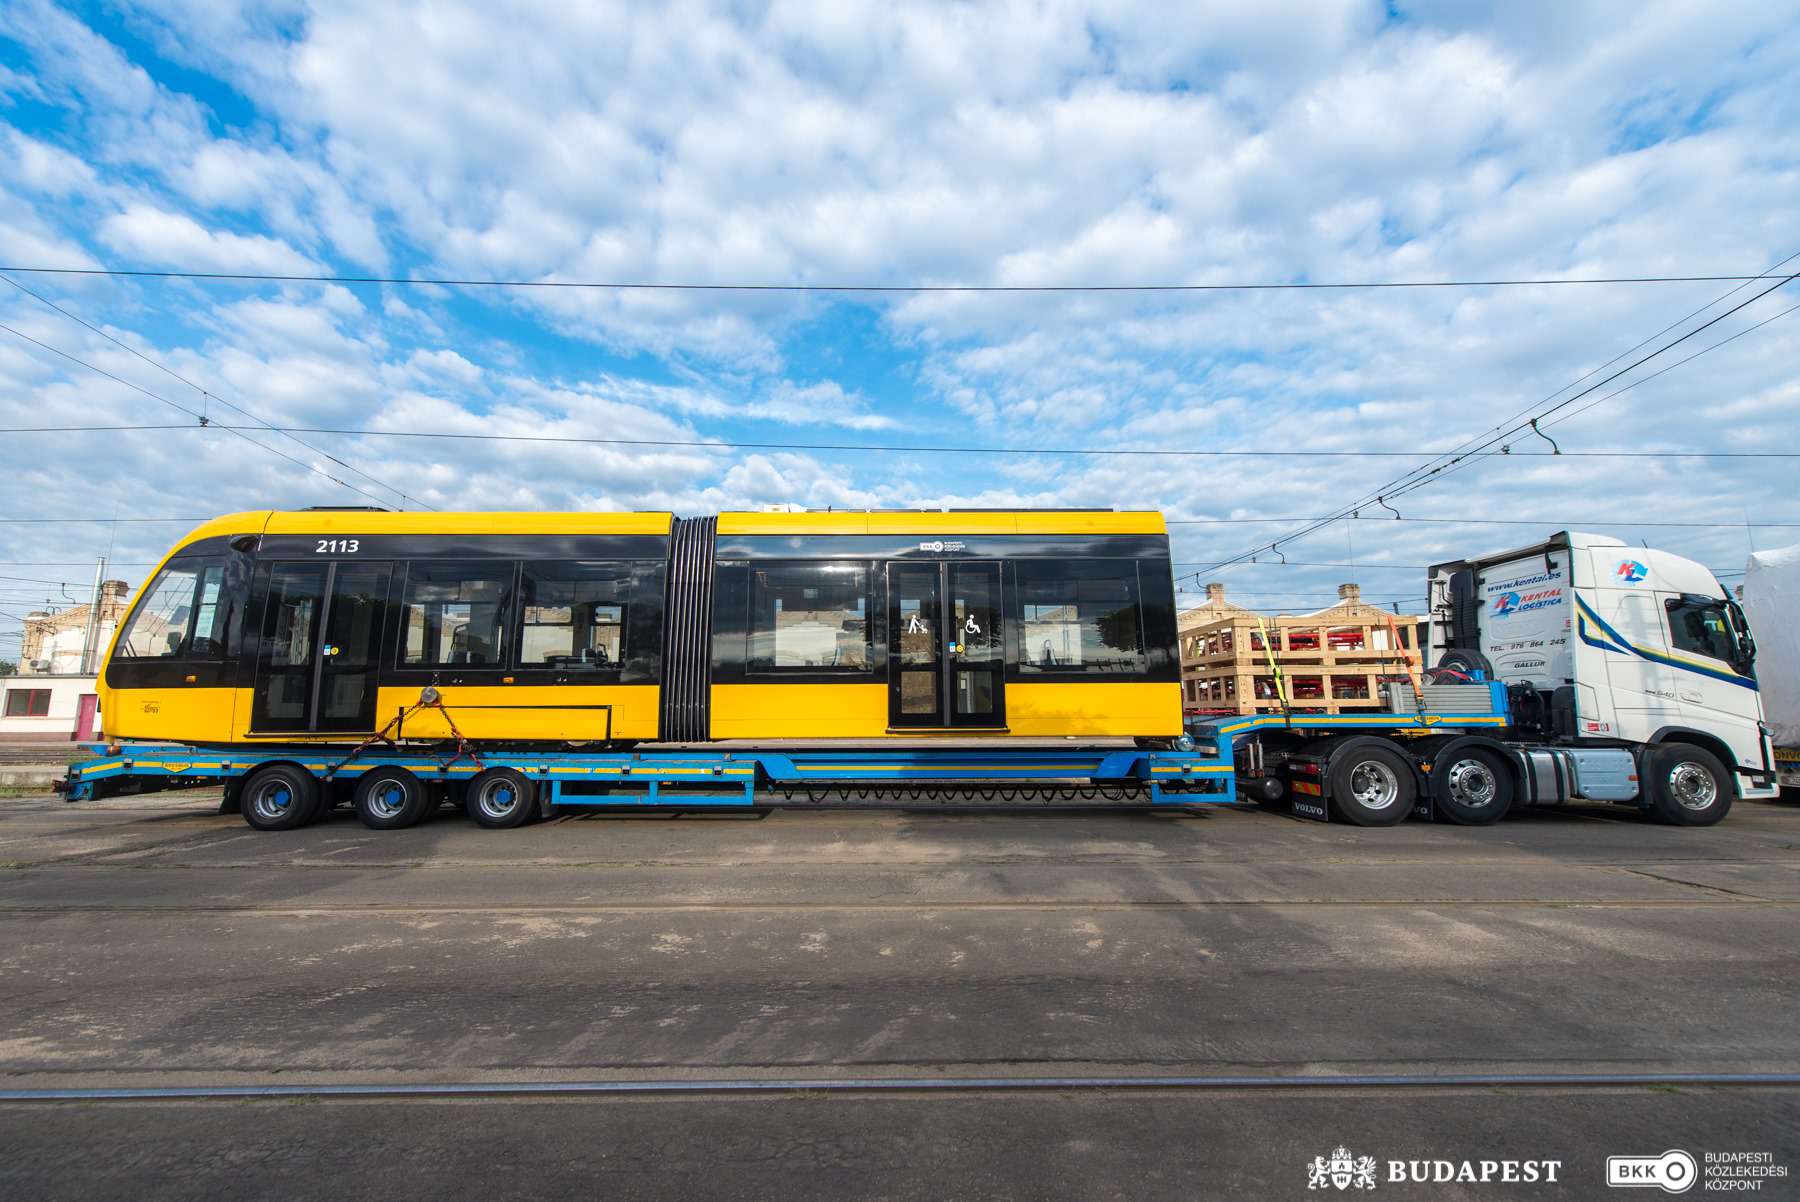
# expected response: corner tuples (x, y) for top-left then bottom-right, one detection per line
(5, 1070), (1799, 1103)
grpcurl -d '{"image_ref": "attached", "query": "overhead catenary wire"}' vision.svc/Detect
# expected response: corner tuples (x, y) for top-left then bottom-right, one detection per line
(1187, 266), (1800, 581)
(0, 264), (1793, 293)
(1347, 295), (1800, 514)
(0, 274), (433, 512)
(0, 421), (1797, 460)
(0, 320), (403, 512)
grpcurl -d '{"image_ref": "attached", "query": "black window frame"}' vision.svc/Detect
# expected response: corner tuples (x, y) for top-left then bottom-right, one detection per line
(1011, 559), (1147, 679)
(394, 560), (518, 671)
(113, 554), (231, 663)
(745, 560), (875, 676)
(1665, 594), (1738, 666)
(511, 558), (665, 682)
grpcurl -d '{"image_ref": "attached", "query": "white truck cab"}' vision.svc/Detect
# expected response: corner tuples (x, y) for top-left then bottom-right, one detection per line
(1429, 531), (1776, 812)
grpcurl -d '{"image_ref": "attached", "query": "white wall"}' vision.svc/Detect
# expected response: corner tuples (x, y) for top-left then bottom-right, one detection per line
(0, 675), (100, 739)
(29, 621), (118, 675)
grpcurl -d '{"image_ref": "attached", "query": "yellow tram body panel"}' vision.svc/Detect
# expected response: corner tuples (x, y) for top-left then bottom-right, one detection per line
(710, 684), (890, 739)
(708, 682), (1181, 739)
(261, 510), (674, 537)
(716, 511), (1167, 536)
(107, 687), (241, 743)
(368, 684), (661, 742)
(1003, 682), (1182, 737)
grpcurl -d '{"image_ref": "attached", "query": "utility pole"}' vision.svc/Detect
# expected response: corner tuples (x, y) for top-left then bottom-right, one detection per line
(79, 557), (107, 675)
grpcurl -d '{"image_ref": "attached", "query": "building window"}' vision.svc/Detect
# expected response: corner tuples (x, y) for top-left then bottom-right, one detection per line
(517, 562), (634, 670)
(748, 562), (870, 672)
(4, 689), (51, 717)
(1666, 597), (1735, 664)
(399, 563), (513, 667)
(1018, 561), (1143, 675)
(116, 557), (228, 660)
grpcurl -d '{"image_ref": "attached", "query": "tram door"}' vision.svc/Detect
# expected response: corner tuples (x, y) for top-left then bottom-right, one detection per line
(250, 561), (393, 733)
(887, 562), (1004, 729)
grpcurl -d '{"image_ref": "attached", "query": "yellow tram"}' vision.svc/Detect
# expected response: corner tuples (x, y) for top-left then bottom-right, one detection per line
(99, 508), (1184, 746)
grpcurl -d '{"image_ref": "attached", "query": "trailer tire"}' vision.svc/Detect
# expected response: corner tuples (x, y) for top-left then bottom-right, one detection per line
(239, 764), (320, 832)
(1429, 747), (1514, 825)
(1646, 744), (1734, 826)
(353, 767), (432, 830)
(465, 768), (538, 830)
(1327, 742), (1416, 827)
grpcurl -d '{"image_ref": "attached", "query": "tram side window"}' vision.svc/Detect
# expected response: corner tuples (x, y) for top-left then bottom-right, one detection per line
(399, 563), (513, 667)
(117, 557), (228, 659)
(518, 562), (631, 670)
(748, 562), (870, 672)
(1017, 561), (1144, 675)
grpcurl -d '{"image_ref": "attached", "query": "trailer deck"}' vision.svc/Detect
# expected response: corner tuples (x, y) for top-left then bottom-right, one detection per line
(59, 683), (1516, 814)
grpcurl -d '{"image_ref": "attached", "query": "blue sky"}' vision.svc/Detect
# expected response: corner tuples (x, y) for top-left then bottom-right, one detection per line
(1, 0), (1798, 654)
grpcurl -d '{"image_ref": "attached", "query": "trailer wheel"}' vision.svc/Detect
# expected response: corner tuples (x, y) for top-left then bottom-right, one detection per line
(240, 764), (320, 832)
(1646, 745), (1734, 826)
(465, 768), (538, 830)
(1327, 743), (1415, 827)
(1430, 747), (1514, 825)
(353, 767), (432, 830)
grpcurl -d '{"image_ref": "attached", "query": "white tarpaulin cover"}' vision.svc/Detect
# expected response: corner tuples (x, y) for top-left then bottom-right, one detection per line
(1743, 543), (1800, 746)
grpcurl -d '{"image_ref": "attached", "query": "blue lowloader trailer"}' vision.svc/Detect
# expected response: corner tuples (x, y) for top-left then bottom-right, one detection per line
(53, 678), (1669, 830)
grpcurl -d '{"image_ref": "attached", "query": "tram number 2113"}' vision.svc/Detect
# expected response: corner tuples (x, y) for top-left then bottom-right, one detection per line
(314, 539), (361, 554)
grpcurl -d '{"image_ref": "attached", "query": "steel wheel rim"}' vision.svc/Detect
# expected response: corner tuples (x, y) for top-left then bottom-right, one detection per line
(1668, 762), (1718, 811)
(1445, 758), (1496, 809)
(1349, 760), (1400, 810)
(250, 781), (296, 822)
(476, 779), (520, 820)
(367, 779), (408, 819)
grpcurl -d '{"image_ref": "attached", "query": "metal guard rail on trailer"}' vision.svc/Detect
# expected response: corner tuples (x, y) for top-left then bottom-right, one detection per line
(1192, 684), (1511, 739)
(59, 744), (1238, 807)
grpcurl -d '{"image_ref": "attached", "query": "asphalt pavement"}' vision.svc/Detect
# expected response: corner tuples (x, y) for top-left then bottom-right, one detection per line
(1, 791), (1796, 1199)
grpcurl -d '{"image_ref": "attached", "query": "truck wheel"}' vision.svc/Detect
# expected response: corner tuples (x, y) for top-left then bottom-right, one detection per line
(240, 764), (320, 832)
(466, 768), (538, 830)
(1647, 745), (1734, 826)
(353, 767), (431, 830)
(1328, 744), (1416, 827)
(1430, 748), (1514, 825)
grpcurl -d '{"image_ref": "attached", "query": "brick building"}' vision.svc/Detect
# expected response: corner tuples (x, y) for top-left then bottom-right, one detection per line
(1178, 582), (1425, 715)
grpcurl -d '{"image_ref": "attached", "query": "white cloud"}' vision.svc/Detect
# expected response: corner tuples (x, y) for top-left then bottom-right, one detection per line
(96, 204), (319, 274)
(0, 0), (1793, 601)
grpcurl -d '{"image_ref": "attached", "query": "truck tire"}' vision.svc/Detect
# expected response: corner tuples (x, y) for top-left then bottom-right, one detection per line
(1327, 742), (1416, 827)
(1429, 647), (1493, 683)
(465, 768), (538, 830)
(1429, 747), (1514, 825)
(240, 764), (320, 832)
(1646, 744), (1734, 826)
(353, 767), (432, 830)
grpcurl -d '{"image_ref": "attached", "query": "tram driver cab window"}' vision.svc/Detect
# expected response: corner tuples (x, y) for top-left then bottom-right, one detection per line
(117, 557), (228, 660)
(399, 563), (512, 667)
